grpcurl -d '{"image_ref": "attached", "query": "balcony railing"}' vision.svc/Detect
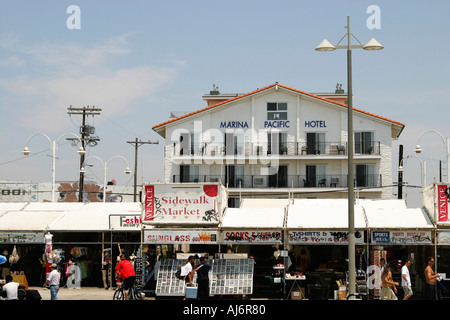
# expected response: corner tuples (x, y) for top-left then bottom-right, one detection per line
(174, 141), (380, 157)
(171, 174), (382, 189)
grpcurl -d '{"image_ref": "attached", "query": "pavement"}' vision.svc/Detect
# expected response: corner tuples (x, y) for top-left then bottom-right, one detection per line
(28, 286), (155, 300)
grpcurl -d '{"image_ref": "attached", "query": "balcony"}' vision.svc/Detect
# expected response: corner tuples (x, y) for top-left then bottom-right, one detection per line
(174, 141), (380, 157)
(171, 174), (382, 189)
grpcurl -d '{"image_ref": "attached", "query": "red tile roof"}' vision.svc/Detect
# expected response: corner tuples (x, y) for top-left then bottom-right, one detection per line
(152, 83), (405, 130)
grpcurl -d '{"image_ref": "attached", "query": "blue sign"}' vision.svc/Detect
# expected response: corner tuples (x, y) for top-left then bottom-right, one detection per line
(372, 231), (390, 243)
(220, 121), (249, 129)
(264, 120), (290, 128)
(304, 120), (327, 128)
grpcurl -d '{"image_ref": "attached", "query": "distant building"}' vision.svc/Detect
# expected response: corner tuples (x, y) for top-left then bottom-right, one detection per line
(0, 181), (137, 202)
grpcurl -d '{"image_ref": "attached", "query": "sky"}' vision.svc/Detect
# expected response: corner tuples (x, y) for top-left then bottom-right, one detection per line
(0, 0), (449, 208)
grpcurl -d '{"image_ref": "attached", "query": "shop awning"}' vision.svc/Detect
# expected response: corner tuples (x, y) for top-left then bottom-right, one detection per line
(0, 210), (67, 232)
(286, 199), (367, 230)
(221, 207), (285, 229)
(240, 198), (290, 209)
(0, 202), (141, 232)
(360, 199), (434, 230)
(48, 202), (141, 232)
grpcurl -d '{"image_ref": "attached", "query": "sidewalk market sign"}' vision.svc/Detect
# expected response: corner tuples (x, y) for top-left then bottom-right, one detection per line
(142, 183), (225, 225)
(288, 231), (365, 244)
(371, 231), (432, 245)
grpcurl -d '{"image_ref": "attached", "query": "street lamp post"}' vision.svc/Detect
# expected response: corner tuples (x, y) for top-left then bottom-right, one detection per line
(315, 16), (383, 296)
(399, 155), (426, 189)
(80, 155), (131, 202)
(414, 130), (450, 183)
(23, 133), (85, 202)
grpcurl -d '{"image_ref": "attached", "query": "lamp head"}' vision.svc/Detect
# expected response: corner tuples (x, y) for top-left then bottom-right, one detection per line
(414, 145), (423, 154)
(125, 167), (131, 175)
(363, 38), (384, 51)
(79, 167), (86, 174)
(315, 39), (336, 52)
(22, 147), (30, 156)
(398, 165), (404, 172)
(78, 147), (86, 155)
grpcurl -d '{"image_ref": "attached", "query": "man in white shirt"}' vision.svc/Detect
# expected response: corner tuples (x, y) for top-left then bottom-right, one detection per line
(43, 263), (61, 300)
(2, 275), (20, 300)
(401, 258), (413, 300)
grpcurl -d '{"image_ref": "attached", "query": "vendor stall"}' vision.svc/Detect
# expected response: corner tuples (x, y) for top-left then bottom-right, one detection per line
(362, 199), (435, 299)
(286, 199), (368, 299)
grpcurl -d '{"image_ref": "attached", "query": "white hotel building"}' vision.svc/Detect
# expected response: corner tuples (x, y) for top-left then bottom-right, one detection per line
(152, 83), (404, 207)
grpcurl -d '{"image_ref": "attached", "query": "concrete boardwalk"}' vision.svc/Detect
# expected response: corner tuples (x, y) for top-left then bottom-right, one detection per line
(28, 286), (153, 300)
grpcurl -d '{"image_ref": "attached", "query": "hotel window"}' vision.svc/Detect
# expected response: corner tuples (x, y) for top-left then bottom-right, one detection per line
(305, 165), (326, 187)
(267, 102), (287, 120)
(306, 132), (325, 155)
(355, 132), (374, 154)
(180, 165), (199, 183)
(225, 165), (245, 188)
(225, 133), (244, 155)
(355, 164), (375, 187)
(268, 132), (287, 154)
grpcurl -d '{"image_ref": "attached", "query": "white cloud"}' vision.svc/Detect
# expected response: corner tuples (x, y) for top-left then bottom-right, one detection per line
(0, 34), (184, 133)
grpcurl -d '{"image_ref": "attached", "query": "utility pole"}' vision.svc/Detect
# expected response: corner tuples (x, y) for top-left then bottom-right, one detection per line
(67, 106), (102, 202)
(127, 138), (159, 202)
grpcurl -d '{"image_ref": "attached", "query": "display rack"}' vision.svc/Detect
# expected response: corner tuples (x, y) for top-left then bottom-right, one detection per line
(155, 258), (254, 297)
(346, 270), (368, 299)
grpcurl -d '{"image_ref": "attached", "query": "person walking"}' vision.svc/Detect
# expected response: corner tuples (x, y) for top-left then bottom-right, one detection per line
(380, 264), (399, 300)
(195, 256), (211, 299)
(43, 263), (61, 300)
(424, 257), (440, 300)
(181, 256), (195, 286)
(401, 258), (413, 300)
(116, 254), (136, 300)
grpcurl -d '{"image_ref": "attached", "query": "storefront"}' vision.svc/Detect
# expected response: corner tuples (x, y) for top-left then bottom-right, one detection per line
(0, 202), (142, 288)
(286, 199), (368, 299)
(362, 199), (434, 298)
(220, 206), (286, 298)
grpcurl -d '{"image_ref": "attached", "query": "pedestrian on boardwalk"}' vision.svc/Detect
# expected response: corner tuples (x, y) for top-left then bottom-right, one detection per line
(195, 256), (211, 299)
(43, 263), (61, 300)
(380, 264), (399, 300)
(424, 257), (440, 300)
(401, 258), (413, 300)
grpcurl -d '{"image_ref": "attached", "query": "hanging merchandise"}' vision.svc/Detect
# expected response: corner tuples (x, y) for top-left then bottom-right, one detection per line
(9, 245), (20, 264)
(45, 232), (53, 260)
(0, 255), (6, 264)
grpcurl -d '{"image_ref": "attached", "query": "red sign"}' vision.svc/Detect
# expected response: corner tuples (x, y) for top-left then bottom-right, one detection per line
(144, 185), (155, 222)
(438, 184), (448, 222)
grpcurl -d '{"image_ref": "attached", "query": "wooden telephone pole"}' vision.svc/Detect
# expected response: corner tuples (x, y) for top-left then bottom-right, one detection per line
(127, 138), (159, 201)
(67, 105), (101, 202)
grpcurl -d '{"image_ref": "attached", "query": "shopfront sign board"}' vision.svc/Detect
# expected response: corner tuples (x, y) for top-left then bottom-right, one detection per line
(143, 229), (218, 244)
(371, 230), (432, 245)
(0, 232), (44, 243)
(221, 230), (282, 244)
(109, 214), (141, 230)
(288, 230), (365, 244)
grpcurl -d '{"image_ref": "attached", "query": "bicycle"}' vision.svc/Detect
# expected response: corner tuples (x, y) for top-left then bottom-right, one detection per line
(113, 281), (143, 300)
